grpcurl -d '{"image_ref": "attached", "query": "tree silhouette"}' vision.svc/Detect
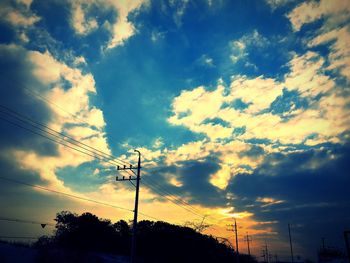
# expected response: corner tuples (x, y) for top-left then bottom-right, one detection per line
(35, 211), (257, 263)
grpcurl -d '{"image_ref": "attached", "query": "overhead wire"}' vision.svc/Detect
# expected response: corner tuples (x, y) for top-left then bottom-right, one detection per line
(22, 87), (132, 166)
(119, 167), (210, 221)
(0, 236), (40, 240)
(0, 176), (132, 212)
(0, 107), (225, 226)
(141, 176), (224, 225)
(0, 107), (142, 181)
(141, 180), (204, 218)
(0, 103), (226, 228)
(17, 91), (230, 224)
(144, 176), (208, 215)
(0, 105), (129, 167)
(0, 217), (54, 227)
(0, 175), (163, 222)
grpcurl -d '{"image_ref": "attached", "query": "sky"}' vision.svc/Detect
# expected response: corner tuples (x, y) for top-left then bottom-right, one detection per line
(0, 0), (350, 261)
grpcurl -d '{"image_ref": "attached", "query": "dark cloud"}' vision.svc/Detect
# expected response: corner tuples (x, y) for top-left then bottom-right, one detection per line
(227, 143), (350, 259)
(202, 117), (231, 128)
(145, 157), (226, 207)
(0, 44), (57, 156)
(269, 88), (308, 118)
(239, 144), (265, 159)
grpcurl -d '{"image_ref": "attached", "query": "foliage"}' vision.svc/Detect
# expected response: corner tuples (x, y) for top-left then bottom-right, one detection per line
(35, 211), (258, 263)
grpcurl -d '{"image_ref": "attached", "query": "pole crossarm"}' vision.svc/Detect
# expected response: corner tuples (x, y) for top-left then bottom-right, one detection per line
(116, 175), (139, 181)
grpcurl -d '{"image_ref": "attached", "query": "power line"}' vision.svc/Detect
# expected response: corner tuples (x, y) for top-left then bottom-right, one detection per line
(0, 175), (161, 221)
(0, 110), (136, 188)
(144, 176), (204, 215)
(0, 97), (231, 227)
(0, 109), (208, 224)
(0, 236), (40, 240)
(18, 91), (229, 223)
(0, 115), (109, 163)
(142, 176), (223, 225)
(0, 105), (130, 166)
(22, 87), (132, 166)
(0, 176), (132, 212)
(0, 105), (225, 229)
(0, 217), (54, 227)
(0, 109), (140, 182)
(141, 180), (206, 219)
(20, 87), (261, 233)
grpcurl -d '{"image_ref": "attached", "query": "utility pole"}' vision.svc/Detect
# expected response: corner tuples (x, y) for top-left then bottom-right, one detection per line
(265, 241), (269, 263)
(116, 150), (141, 263)
(235, 218), (239, 261)
(244, 232), (252, 256)
(228, 218), (239, 263)
(321, 237), (325, 249)
(261, 248), (266, 263)
(261, 243), (269, 263)
(288, 223), (294, 263)
(344, 231), (350, 263)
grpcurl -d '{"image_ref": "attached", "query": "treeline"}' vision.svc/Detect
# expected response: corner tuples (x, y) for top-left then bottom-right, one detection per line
(35, 211), (257, 263)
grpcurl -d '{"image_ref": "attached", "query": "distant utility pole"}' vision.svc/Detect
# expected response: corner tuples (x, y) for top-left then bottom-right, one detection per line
(265, 241), (269, 263)
(288, 223), (294, 263)
(244, 232), (252, 256)
(261, 242), (269, 263)
(321, 237), (325, 249)
(228, 218), (239, 263)
(344, 231), (350, 263)
(116, 150), (141, 263)
(261, 248), (266, 263)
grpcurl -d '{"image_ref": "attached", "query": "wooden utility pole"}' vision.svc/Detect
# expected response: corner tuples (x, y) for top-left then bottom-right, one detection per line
(288, 223), (294, 263)
(344, 231), (350, 263)
(227, 218), (239, 263)
(244, 232), (252, 255)
(116, 150), (141, 263)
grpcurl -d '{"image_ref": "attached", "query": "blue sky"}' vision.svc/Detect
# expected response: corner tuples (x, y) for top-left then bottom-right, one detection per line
(0, 0), (350, 260)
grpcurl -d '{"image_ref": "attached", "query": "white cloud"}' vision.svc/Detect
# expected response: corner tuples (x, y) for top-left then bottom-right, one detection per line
(69, 0), (148, 48)
(256, 197), (285, 207)
(151, 30), (166, 42)
(265, 0), (295, 10)
(105, 0), (148, 49)
(229, 30), (268, 65)
(0, 1), (39, 28)
(286, 0), (350, 83)
(230, 40), (247, 63)
(197, 54), (215, 67)
(228, 75), (284, 114)
(71, 2), (98, 35)
(8, 49), (113, 194)
(168, 42), (348, 147)
(284, 51), (335, 97)
(170, 0), (189, 27)
(287, 0), (350, 31)
(169, 84), (227, 127)
(309, 26), (350, 81)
